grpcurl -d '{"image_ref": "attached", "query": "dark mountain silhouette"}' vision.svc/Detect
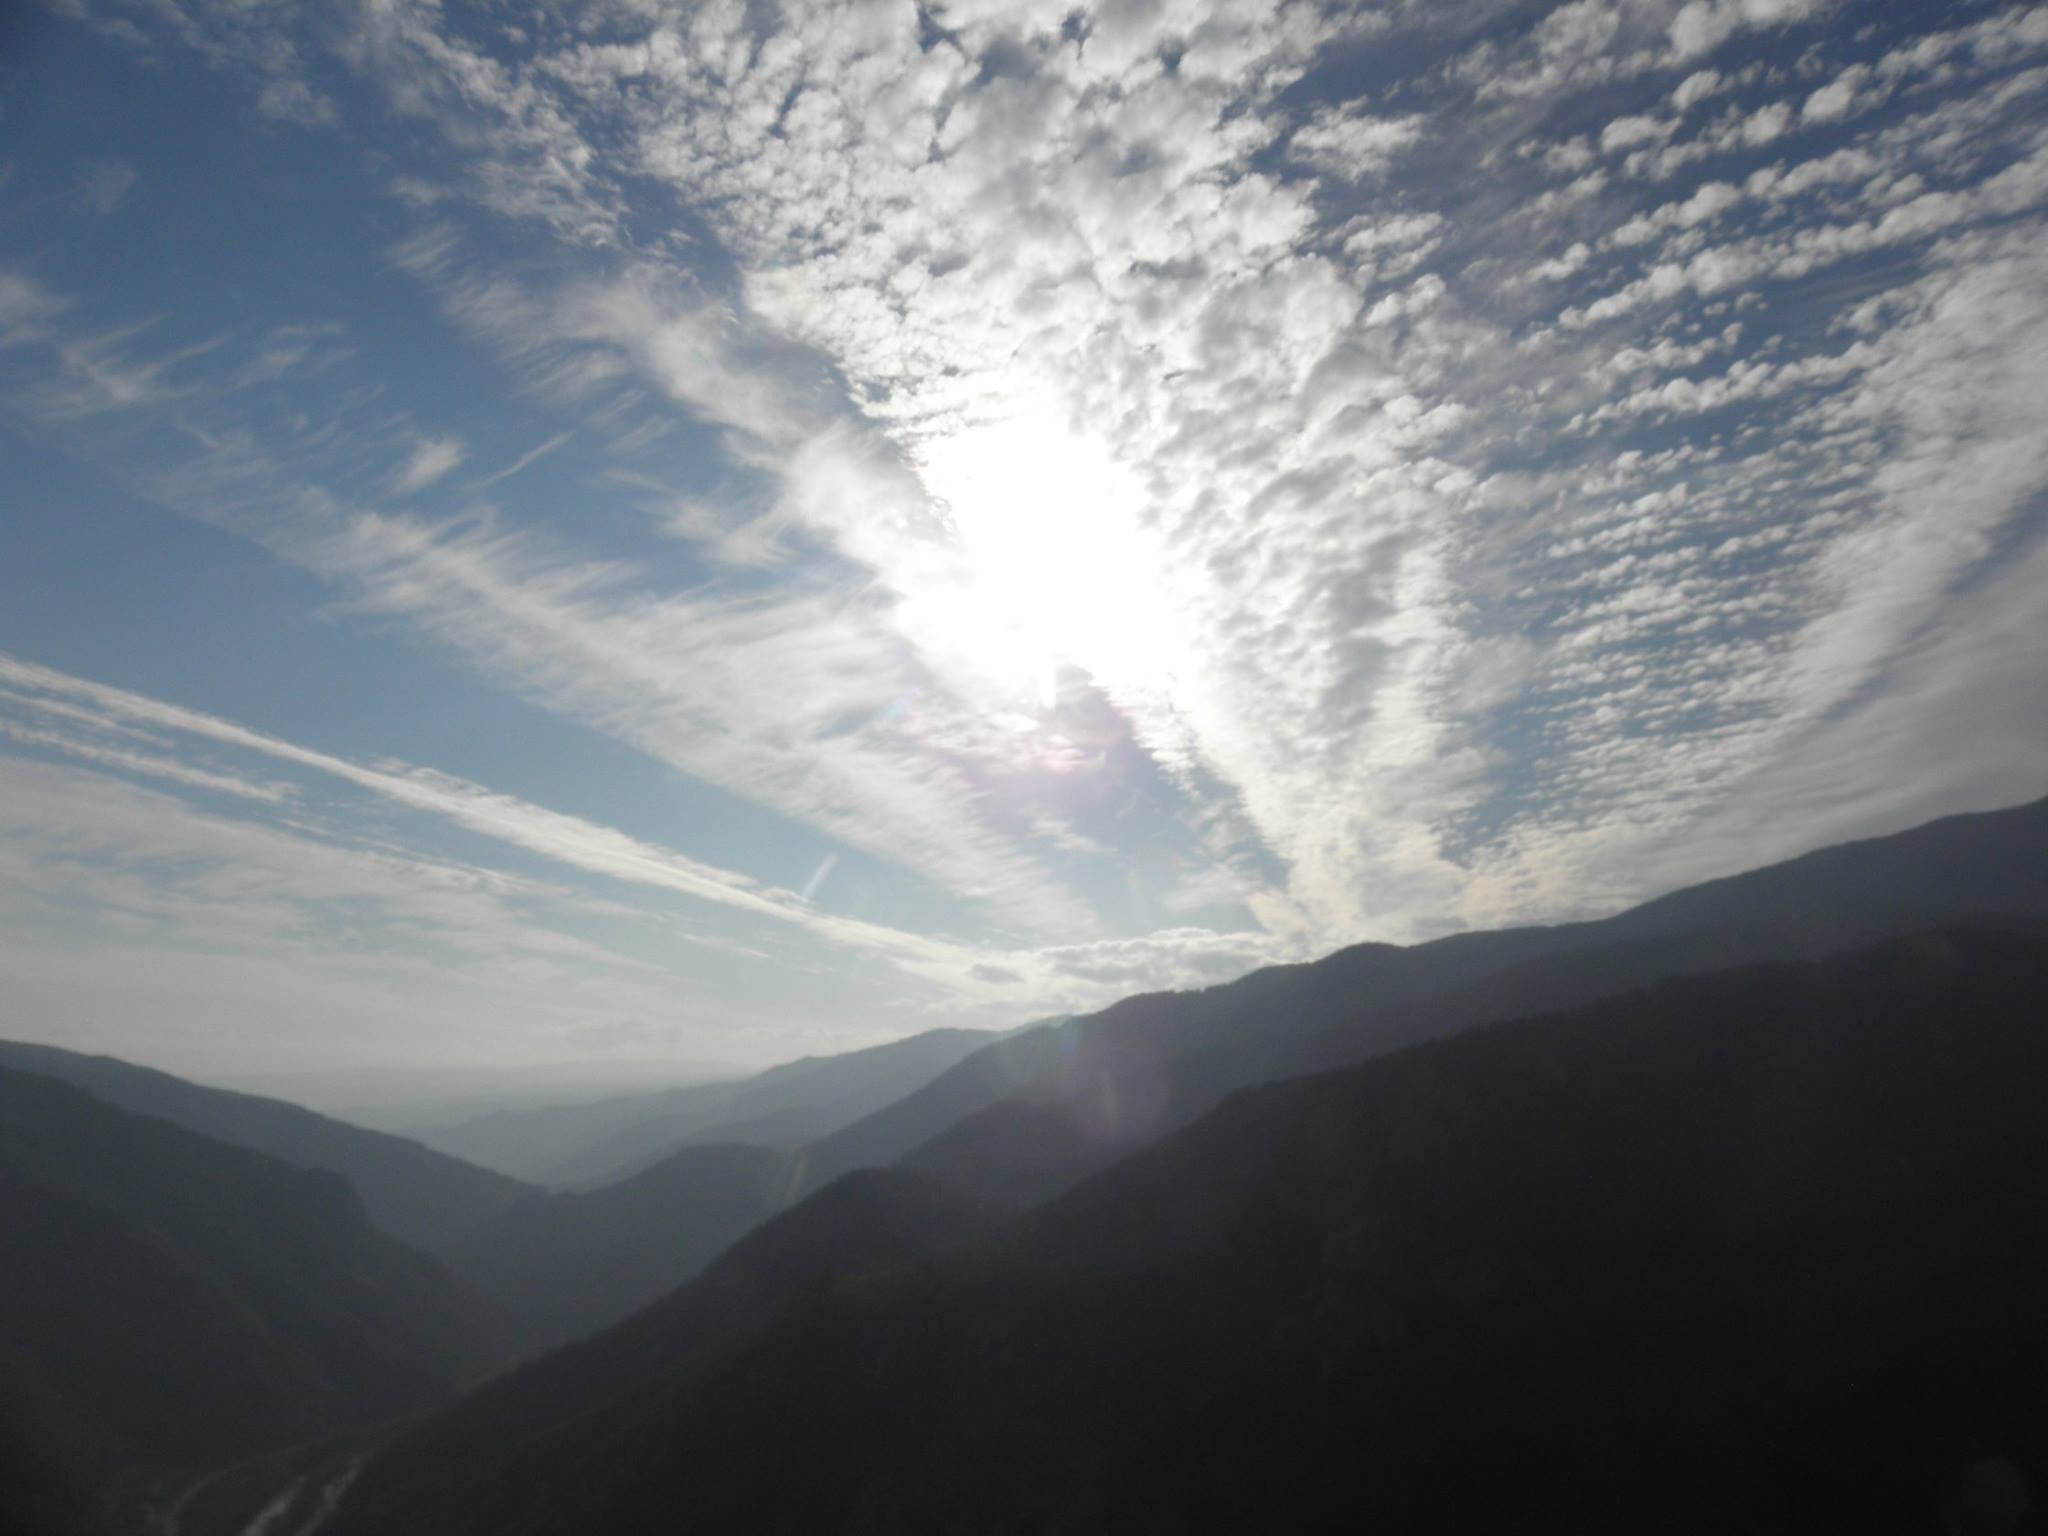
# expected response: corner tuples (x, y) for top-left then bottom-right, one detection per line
(0, 1040), (531, 1255)
(0, 1066), (487, 1529)
(326, 929), (2048, 1535)
(321, 1167), (993, 1536)
(445, 1142), (798, 1355)
(806, 796), (2048, 1208)
(418, 1026), (1001, 1188)
(0, 1419), (104, 1536)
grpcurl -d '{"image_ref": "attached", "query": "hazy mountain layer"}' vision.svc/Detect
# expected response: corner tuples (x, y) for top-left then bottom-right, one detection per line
(418, 1027), (1002, 1187)
(0, 1041), (531, 1255)
(330, 929), (2048, 1534)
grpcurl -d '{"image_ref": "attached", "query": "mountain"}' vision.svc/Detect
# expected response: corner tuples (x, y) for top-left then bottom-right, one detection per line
(0, 1419), (105, 1536)
(0, 1040), (532, 1255)
(310, 1168), (993, 1536)
(444, 1142), (797, 1355)
(325, 928), (2048, 1534)
(0, 1066), (488, 1528)
(805, 795), (2048, 1206)
(418, 1027), (1001, 1187)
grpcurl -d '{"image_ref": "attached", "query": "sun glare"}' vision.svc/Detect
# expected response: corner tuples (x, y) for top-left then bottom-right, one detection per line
(914, 408), (1179, 714)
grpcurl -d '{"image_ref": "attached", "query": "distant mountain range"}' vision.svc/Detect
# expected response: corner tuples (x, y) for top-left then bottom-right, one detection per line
(416, 1026), (1005, 1187)
(807, 795), (2048, 1208)
(0, 1040), (531, 1256)
(7, 795), (2048, 1535)
(0, 1025), (1011, 1396)
(325, 928), (2048, 1535)
(0, 1025), (1015, 1364)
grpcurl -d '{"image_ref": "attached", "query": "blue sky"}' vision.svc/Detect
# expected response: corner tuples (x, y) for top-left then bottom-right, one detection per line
(1, 0), (2043, 1100)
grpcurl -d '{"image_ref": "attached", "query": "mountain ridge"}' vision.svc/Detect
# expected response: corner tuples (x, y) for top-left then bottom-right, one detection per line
(418, 1026), (1005, 1187)
(804, 794), (2048, 1205)
(0, 1040), (531, 1256)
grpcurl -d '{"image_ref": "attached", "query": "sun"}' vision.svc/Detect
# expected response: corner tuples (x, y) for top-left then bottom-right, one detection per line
(911, 405), (1178, 713)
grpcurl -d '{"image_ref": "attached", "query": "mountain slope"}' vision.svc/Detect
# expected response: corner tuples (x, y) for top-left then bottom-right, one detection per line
(418, 1027), (1001, 1187)
(0, 1040), (531, 1254)
(0, 1066), (486, 1520)
(0, 1419), (104, 1536)
(445, 1142), (796, 1355)
(810, 794), (2048, 1205)
(331, 929), (2048, 1534)
(322, 1168), (994, 1536)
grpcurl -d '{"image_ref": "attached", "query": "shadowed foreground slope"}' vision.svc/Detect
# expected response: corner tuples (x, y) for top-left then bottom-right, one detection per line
(333, 928), (2048, 1535)
(320, 1168), (994, 1536)
(445, 1142), (797, 1355)
(0, 1068), (486, 1525)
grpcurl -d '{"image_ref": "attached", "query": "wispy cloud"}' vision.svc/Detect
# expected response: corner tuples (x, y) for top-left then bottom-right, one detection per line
(0, 717), (297, 805)
(0, 654), (976, 973)
(0, 655), (1300, 1022)
(476, 428), (573, 487)
(0, 753), (704, 1079)
(74, 157), (137, 215)
(391, 434), (466, 494)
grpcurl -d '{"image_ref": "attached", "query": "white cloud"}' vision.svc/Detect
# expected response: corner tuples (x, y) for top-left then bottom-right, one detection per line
(0, 657), (1308, 1042)
(1803, 66), (1866, 122)
(477, 428), (573, 487)
(1668, 0), (1835, 63)
(1671, 68), (1724, 112)
(0, 753), (695, 1079)
(1601, 114), (1673, 154)
(391, 434), (466, 494)
(0, 717), (296, 805)
(0, 652), (1000, 976)
(1290, 109), (1426, 179)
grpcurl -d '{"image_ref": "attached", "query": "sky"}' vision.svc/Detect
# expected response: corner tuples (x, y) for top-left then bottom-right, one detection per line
(0, 0), (2044, 1103)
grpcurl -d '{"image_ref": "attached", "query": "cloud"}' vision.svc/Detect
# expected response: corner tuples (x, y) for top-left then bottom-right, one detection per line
(0, 655), (1303, 1031)
(477, 428), (573, 487)
(1628, 509), (2048, 897)
(0, 752), (708, 1078)
(74, 158), (137, 214)
(0, 268), (67, 345)
(1667, 0), (1835, 63)
(0, 652), (989, 975)
(19, 0), (2048, 997)
(391, 434), (466, 494)
(1029, 927), (1301, 990)
(507, 1), (1485, 940)
(1289, 109), (1426, 179)
(0, 716), (296, 804)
